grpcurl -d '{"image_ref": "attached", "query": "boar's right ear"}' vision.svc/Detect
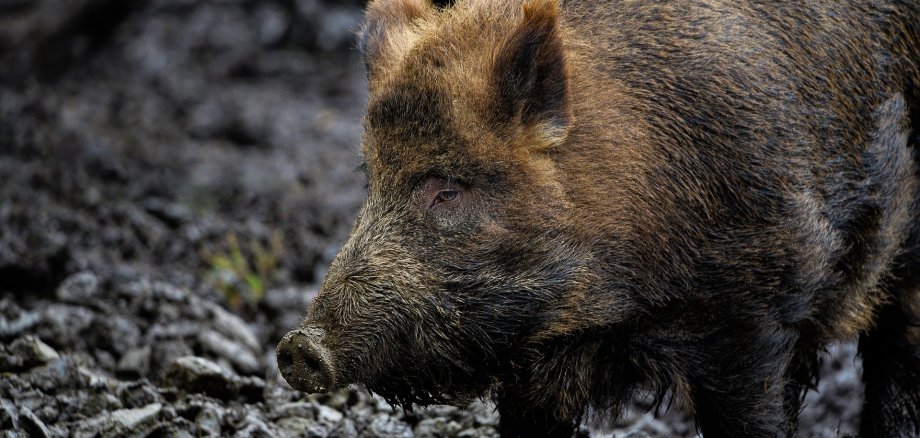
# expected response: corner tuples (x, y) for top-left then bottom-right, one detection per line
(359, 0), (430, 80)
(493, 0), (571, 148)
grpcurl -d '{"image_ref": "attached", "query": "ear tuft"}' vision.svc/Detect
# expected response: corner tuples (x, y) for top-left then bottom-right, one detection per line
(493, 0), (571, 146)
(359, 0), (431, 77)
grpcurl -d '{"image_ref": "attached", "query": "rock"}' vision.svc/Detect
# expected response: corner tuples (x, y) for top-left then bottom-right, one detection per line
(623, 432), (653, 438)
(276, 417), (318, 435)
(55, 271), (100, 302)
(271, 402), (317, 420)
(117, 346), (151, 377)
(414, 418), (464, 438)
(328, 419), (356, 438)
(457, 427), (499, 438)
(39, 304), (94, 345)
(206, 302), (261, 355)
(116, 381), (163, 409)
(18, 407), (51, 438)
(89, 314), (141, 356)
(149, 339), (193, 378)
(165, 356), (264, 402)
(0, 335), (59, 371)
(195, 402), (224, 436)
(111, 403), (163, 430)
(73, 403), (164, 438)
(316, 404), (343, 425)
(121, 279), (187, 303)
(166, 356), (238, 400)
(0, 310), (40, 339)
(233, 413), (274, 438)
(468, 400), (499, 427)
(198, 329), (262, 375)
(25, 358), (88, 393)
(0, 399), (19, 430)
(360, 414), (413, 438)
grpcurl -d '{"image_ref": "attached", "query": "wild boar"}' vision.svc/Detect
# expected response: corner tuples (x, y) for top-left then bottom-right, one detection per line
(277, 0), (920, 436)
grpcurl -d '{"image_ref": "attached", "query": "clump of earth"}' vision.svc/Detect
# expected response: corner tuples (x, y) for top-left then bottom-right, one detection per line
(0, 1), (864, 436)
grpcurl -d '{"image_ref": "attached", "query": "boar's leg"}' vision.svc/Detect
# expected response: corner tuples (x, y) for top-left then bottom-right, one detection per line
(858, 284), (920, 437)
(497, 390), (577, 438)
(687, 330), (795, 438)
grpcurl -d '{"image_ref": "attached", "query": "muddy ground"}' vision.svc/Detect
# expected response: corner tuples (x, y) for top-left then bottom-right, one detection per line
(0, 1), (863, 437)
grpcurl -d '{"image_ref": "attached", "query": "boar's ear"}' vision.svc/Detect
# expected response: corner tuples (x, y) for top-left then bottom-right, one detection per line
(493, 0), (571, 147)
(359, 0), (431, 79)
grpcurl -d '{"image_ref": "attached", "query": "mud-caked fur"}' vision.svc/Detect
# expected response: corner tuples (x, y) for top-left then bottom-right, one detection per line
(284, 0), (920, 436)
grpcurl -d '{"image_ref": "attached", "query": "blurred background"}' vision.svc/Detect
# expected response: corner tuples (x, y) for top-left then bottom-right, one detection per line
(0, 1), (862, 436)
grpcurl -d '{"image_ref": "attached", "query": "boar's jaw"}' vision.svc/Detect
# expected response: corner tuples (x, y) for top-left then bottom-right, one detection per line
(276, 327), (338, 393)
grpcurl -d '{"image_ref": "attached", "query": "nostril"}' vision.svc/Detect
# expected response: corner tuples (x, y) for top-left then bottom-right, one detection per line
(277, 348), (295, 376)
(276, 328), (335, 393)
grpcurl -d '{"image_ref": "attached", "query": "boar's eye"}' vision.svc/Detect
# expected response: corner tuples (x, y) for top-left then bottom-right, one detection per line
(421, 176), (464, 211)
(434, 189), (459, 204)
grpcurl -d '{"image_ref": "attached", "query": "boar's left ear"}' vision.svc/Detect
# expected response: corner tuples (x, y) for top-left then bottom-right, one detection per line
(493, 0), (571, 147)
(359, 0), (431, 80)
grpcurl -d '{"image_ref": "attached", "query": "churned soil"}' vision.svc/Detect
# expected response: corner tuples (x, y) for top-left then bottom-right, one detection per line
(0, 1), (862, 436)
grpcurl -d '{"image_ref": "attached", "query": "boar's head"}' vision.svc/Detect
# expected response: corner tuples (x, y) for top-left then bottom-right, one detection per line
(277, 0), (621, 409)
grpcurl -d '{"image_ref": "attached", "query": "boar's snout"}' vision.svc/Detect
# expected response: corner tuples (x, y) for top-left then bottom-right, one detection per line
(276, 327), (336, 393)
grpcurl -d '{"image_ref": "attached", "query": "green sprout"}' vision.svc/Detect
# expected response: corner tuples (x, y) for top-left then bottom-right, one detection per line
(202, 231), (284, 311)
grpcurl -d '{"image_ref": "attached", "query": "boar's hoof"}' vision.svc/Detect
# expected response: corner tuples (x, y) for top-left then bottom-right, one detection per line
(276, 327), (335, 393)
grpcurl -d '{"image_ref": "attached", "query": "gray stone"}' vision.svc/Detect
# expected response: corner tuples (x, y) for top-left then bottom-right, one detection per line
(0, 399), (19, 430)
(414, 418), (464, 438)
(457, 427), (499, 438)
(195, 403), (224, 437)
(166, 356), (264, 401)
(117, 346), (151, 377)
(316, 404), (343, 425)
(167, 356), (239, 399)
(360, 414), (413, 438)
(55, 271), (99, 302)
(198, 328), (262, 375)
(40, 304), (94, 341)
(468, 400), (499, 427)
(19, 407), (51, 438)
(73, 403), (163, 438)
(276, 417), (317, 434)
(109, 403), (163, 431)
(0, 335), (59, 371)
(327, 419), (356, 438)
(271, 402), (316, 420)
(206, 301), (261, 354)
(0, 310), (40, 338)
(26, 358), (88, 392)
(233, 413), (275, 438)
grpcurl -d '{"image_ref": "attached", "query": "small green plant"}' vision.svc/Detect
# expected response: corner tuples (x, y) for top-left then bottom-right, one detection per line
(202, 231), (284, 311)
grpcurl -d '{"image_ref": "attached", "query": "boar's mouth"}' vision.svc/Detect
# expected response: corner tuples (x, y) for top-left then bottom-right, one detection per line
(278, 325), (493, 406)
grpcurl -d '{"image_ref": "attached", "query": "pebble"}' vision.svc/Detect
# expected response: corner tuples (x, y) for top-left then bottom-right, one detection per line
(0, 311), (40, 338)
(55, 271), (100, 302)
(166, 356), (265, 402)
(0, 336), (59, 371)
(207, 302), (261, 352)
(117, 346), (151, 377)
(195, 402), (225, 436)
(109, 403), (163, 431)
(18, 407), (51, 438)
(316, 404), (344, 425)
(0, 399), (19, 430)
(233, 413), (274, 438)
(198, 329), (262, 375)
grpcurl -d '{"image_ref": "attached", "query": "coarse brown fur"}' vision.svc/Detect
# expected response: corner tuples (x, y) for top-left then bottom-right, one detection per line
(277, 0), (920, 436)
